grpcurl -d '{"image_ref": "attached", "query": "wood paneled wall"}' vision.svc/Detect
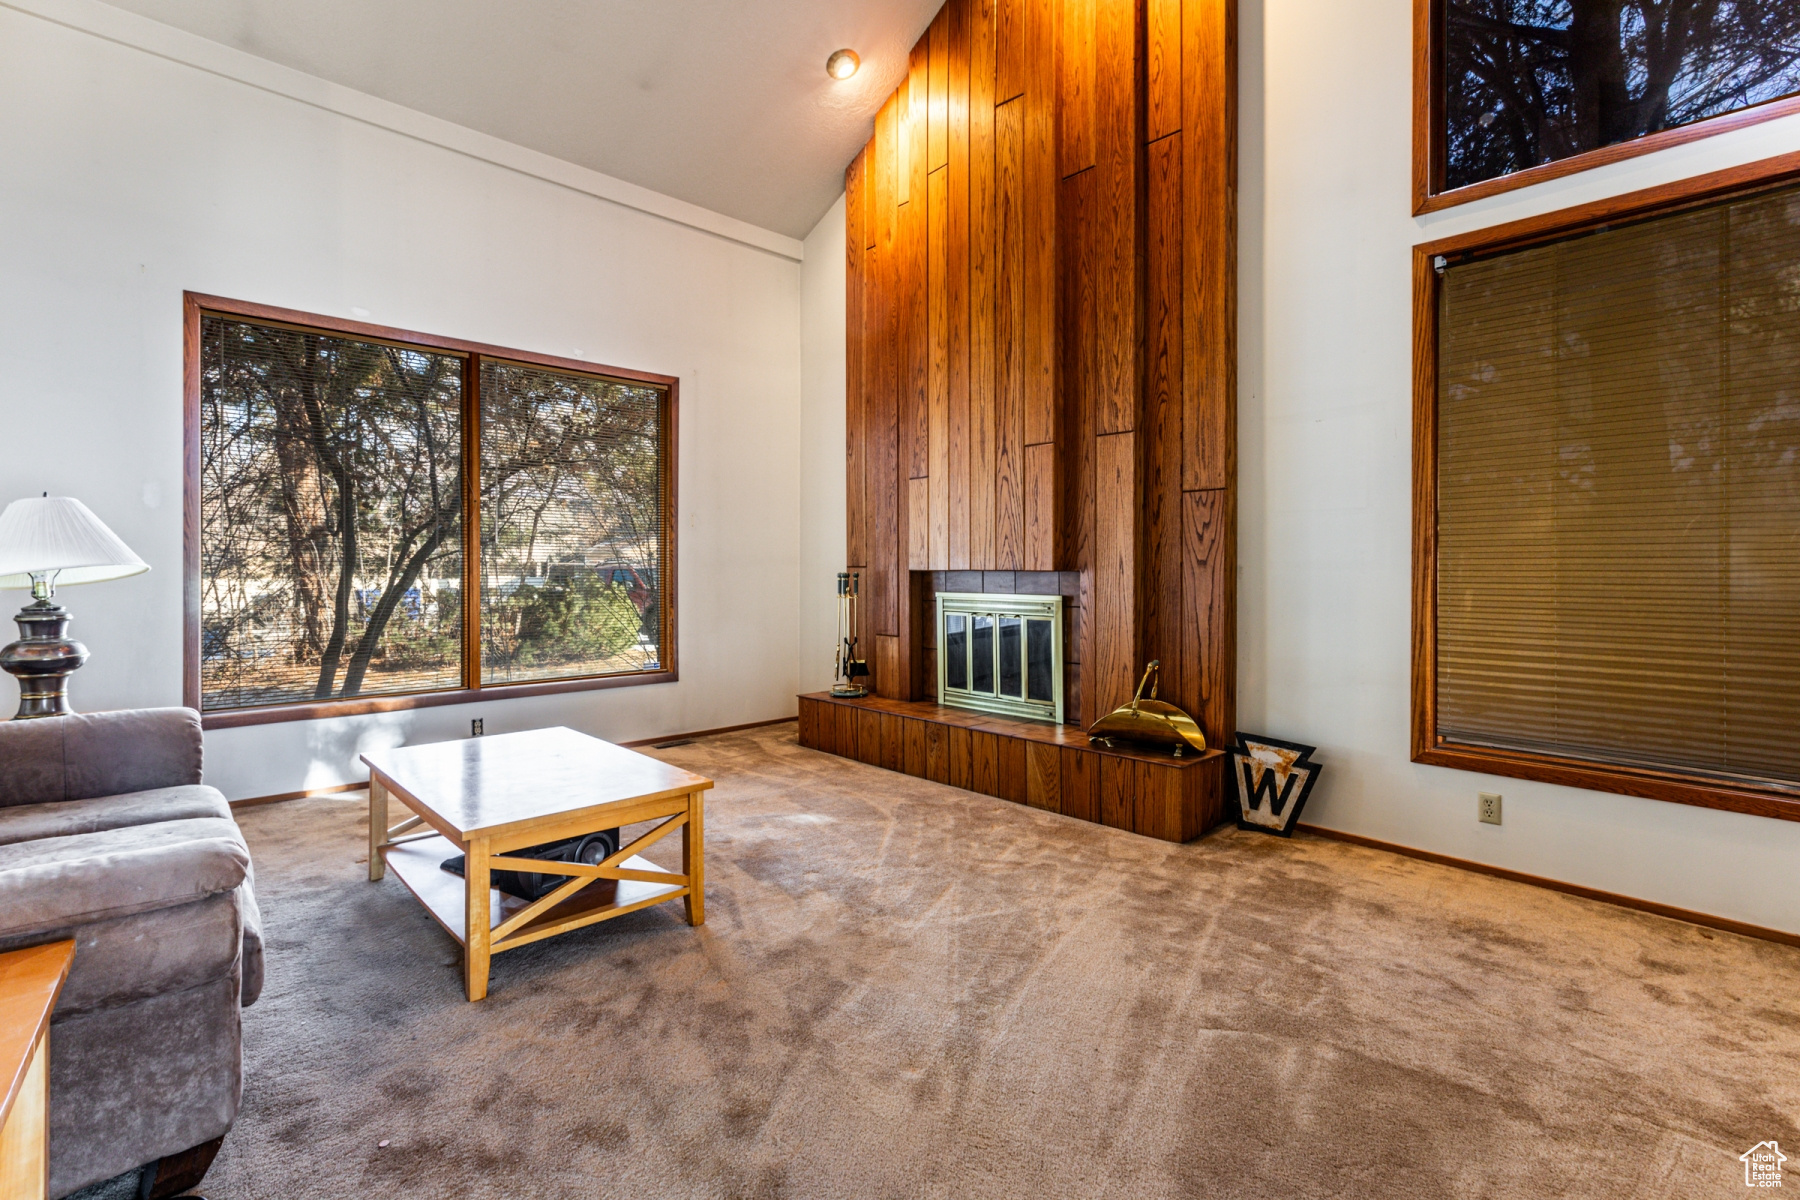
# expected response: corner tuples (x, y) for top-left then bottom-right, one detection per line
(847, 0), (1236, 748)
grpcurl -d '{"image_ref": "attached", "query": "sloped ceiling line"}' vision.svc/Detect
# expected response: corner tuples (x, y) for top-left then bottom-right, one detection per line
(23, 0), (947, 240)
(5, 0), (810, 259)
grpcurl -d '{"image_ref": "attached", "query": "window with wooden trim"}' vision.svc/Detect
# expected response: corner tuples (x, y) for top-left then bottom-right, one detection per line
(1415, 163), (1800, 821)
(184, 295), (676, 727)
(1416, 1), (1800, 212)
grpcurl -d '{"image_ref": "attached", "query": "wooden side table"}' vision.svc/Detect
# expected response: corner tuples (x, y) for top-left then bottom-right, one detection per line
(0, 941), (74, 1200)
(363, 728), (713, 1002)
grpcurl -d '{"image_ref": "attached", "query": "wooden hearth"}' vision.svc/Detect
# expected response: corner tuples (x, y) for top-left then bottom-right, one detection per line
(799, 693), (1224, 843)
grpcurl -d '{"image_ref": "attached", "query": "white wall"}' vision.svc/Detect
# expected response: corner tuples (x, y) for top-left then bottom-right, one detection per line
(1244, 0), (1800, 933)
(800, 195), (849, 694)
(0, 3), (804, 800)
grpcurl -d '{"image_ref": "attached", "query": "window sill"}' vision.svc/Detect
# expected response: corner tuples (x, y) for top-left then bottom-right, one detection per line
(1414, 742), (1800, 824)
(199, 669), (678, 730)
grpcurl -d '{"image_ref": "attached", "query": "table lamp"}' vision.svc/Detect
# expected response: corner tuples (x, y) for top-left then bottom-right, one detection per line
(0, 495), (149, 719)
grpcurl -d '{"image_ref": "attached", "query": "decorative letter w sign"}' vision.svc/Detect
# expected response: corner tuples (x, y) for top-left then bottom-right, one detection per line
(1228, 734), (1323, 838)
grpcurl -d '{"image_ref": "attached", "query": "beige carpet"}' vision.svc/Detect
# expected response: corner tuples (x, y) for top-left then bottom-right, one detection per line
(207, 723), (1800, 1199)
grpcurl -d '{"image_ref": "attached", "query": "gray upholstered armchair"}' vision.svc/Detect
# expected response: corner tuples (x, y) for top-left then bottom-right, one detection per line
(0, 708), (261, 1199)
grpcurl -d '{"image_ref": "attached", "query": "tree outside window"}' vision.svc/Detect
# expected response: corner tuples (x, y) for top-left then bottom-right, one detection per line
(1443, 1), (1800, 190)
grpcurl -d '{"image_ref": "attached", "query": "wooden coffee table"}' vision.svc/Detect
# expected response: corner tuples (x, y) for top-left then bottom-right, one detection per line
(363, 727), (713, 1001)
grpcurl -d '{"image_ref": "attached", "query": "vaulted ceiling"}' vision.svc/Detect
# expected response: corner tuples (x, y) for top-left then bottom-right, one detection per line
(99, 0), (943, 239)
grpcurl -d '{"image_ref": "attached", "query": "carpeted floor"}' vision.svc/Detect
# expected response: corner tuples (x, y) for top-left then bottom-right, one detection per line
(195, 723), (1798, 1199)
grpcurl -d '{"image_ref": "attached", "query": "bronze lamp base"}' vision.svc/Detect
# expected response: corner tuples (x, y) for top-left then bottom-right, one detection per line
(0, 596), (88, 719)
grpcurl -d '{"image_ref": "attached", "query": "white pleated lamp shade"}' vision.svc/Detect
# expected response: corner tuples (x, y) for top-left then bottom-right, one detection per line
(0, 496), (150, 589)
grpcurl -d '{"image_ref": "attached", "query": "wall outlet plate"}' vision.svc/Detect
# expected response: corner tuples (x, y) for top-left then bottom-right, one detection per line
(471, 718), (484, 737)
(1478, 792), (1502, 825)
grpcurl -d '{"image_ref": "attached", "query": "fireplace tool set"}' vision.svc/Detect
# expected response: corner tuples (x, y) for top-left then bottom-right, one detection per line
(832, 570), (870, 697)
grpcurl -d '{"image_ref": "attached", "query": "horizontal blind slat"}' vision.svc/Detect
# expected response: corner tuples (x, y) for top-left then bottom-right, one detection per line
(1437, 184), (1800, 787)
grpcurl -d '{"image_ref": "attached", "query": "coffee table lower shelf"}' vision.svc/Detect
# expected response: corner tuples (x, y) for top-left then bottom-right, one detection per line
(383, 835), (689, 952)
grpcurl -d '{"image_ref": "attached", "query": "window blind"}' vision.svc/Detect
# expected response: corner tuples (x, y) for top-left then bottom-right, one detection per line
(1436, 184), (1800, 788)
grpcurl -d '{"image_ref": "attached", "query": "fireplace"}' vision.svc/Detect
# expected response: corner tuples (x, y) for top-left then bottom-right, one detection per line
(934, 592), (1064, 725)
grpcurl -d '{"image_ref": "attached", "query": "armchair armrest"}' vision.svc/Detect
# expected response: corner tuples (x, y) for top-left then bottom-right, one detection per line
(0, 817), (248, 940)
(0, 708), (204, 808)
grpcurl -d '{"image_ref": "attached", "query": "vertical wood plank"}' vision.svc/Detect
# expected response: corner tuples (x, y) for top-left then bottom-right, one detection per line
(998, 736), (1028, 803)
(900, 565), (927, 702)
(796, 697), (817, 749)
(948, 0), (973, 572)
(903, 190), (929, 486)
(994, 98), (1027, 569)
(881, 713), (906, 772)
(847, 150), (866, 258)
(1058, 167), (1096, 579)
(996, 0), (1026, 104)
(1191, 757), (1224, 839)
(899, 52), (916, 207)
(870, 221), (901, 643)
(895, 105), (930, 659)
(1133, 760), (1183, 841)
(812, 700), (838, 754)
(1147, 0), (1182, 141)
(929, 8), (951, 171)
(910, 39), (930, 220)
(1024, 442), (1058, 570)
(1061, 745), (1100, 821)
(864, 123), (897, 638)
(867, 93), (903, 654)
(857, 708), (884, 765)
(1144, 131), (1186, 715)
(925, 722), (949, 782)
(874, 95), (896, 251)
(1026, 741), (1061, 810)
(1093, 431), (1138, 720)
(1181, 488), (1237, 752)
(969, 0), (998, 571)
(928, 165), (951, 568)
(909, 476), (930, 568)
(1183, 0), (1238, 490)
(1099, 755), (1134, 830)
(971, 729), (1000, 795)
(835, 702), (860, 762)
(1092, 0), (1142, 439)
(876, 634), (901, 701)
(947, 726), (974, 789)
(846, 150), (869, 573)
(1022, 0), (1059, 455)
(1057, 0), (1097, 177)
(1075, 570), (1095, 726)
(903, 717), (928, 776)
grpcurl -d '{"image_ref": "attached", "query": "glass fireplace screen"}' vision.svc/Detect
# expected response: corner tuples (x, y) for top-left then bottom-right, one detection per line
(935, 592), (1064, 725)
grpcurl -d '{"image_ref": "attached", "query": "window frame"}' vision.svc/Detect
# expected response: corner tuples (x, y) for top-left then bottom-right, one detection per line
(1411, 0), (1800, 216)
(182, 292), (680, 730)
(1411, 150), (1800, 823)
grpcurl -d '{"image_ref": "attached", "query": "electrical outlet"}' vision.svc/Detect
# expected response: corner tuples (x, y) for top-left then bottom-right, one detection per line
(1478, 792), (1502, 825)
(471, 719), (484, 737)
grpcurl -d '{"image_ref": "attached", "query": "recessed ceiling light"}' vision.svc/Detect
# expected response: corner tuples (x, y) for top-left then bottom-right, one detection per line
(826, 49), (860, 80)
